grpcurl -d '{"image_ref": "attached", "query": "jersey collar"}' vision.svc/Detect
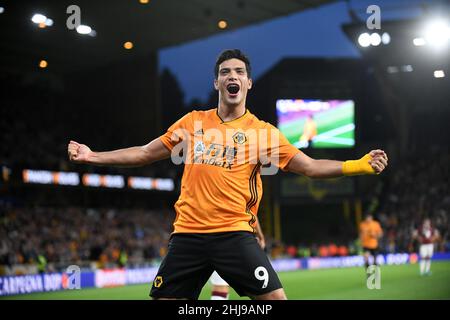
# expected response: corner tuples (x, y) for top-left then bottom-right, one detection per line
(215, 108), (250, 125)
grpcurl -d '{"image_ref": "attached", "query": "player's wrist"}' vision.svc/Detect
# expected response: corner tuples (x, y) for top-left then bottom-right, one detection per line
(85, 150), (98, 164)
(342, 154), (376, 176)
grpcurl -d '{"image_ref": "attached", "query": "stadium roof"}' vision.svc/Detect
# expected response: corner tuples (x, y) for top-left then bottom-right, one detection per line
(0, 0), (335, 73)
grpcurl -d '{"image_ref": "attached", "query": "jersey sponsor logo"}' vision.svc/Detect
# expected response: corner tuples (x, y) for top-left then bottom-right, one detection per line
(169, 124), (284, 176)
(194, 141), (205, 154)
(193, 143), (238, 169)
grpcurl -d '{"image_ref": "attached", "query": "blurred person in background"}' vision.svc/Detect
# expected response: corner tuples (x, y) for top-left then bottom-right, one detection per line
(359, 213), (383, 272)
(412, 218), (440, 276)
(299, 114), (317, 148)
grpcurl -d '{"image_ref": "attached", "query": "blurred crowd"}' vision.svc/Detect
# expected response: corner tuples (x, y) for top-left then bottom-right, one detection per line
(0, 79), (178, 180)
(273, 147), (450, 259)
(0, 206), (173, 275)
(377, 146), (450, 253)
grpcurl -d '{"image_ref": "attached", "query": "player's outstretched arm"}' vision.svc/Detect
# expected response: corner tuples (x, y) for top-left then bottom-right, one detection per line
(286, 149), (388, 179)
(67, 138), (171, 167)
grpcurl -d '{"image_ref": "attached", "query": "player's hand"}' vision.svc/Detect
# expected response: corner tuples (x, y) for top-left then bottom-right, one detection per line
(68, 140), (92, 163)
(368, 149), (388, 174)
(257, 237), (266, 250)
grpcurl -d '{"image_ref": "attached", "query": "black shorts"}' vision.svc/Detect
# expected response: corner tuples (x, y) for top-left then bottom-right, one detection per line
(363, 247), (379, 256)
(149, 231), (282, 299)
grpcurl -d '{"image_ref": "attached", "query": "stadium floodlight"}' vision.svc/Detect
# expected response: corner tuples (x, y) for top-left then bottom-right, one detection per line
(0, 7), (4, 14)
(387, 66), (399, 74)
(76, 25), (96, 36)
(31, 13), (47, 24)
(39, 60), (48, 69)
(31, 13), (53, 28)
(358, 33), (371, 47)
(433, 70), (445, 78)
(218, 20), (228, 29)
(424, 20), (450, 48)
(413, 37), (426, 46)
(381, 32), (390, 45)
(124, 41), (134, 49)
(401, 65), (413, 72)
(370, 33), (382, 46)
(76, 25), (92, 35)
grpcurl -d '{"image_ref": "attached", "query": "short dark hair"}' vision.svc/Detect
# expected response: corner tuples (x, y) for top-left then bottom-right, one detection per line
(365, 213), (373, 219)
(214, 49), (251, 79)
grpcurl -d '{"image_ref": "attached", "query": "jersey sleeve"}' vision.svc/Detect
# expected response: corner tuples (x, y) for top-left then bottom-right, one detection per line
(264, 123), (301, 171)
(159, 112), (193, 151)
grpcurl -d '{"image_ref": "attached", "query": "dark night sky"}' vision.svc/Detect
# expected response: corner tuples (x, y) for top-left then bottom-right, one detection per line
(159, 0), (430, 104)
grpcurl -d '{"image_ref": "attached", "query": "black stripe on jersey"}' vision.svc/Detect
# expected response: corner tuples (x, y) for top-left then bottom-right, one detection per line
(249, 164), (261, 211)
(246, 165), (258, 213)
(246, 164), (260, 232)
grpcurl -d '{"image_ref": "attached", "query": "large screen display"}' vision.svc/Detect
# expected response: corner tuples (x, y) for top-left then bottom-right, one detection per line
(276, 99), (355, 148)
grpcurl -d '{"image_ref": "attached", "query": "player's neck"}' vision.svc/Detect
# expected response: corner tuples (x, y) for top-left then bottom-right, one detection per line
(217, 102), (246, 122)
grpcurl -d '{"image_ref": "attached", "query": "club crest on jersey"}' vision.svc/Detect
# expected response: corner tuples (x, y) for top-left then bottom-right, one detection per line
(154, 276), (163, 288)
(194, 141), (206, 154)
(232, 132), (247, 145)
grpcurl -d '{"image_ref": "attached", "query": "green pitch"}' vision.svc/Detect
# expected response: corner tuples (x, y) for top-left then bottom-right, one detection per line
(2, 262), (450, 300)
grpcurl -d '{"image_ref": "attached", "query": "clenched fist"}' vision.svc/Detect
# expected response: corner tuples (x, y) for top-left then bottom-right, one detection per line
(67, 140), (92, 163)
(368, 149), (388, 174)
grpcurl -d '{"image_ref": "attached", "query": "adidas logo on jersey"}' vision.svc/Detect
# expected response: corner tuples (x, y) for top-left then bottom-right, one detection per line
(194, 128), (204, 136)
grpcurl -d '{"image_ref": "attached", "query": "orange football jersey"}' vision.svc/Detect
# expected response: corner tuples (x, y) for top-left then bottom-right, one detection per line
(159, 108), (300, 234)
(359, 220), (382, 249)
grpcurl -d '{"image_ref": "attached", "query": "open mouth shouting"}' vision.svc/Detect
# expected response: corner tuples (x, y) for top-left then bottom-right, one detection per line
(226, 83), (240, 97)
